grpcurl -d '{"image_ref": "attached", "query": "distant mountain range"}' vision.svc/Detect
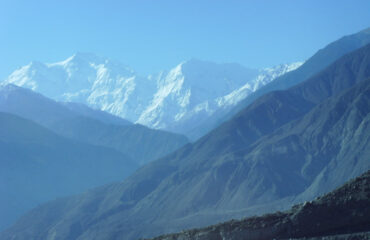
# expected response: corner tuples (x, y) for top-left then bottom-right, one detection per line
(148, 170), (370, 240)
(2, 54), (301, 139)
(2, 31), (369, 240)
(0, 84), (188, 165)
(0, 84), (188, 231)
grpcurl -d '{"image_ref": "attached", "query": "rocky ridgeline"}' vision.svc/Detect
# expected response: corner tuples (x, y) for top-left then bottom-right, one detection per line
(148, 170), (370, 240)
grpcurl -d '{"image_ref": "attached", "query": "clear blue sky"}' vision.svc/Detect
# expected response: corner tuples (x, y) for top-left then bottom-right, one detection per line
(1, 0), (370, 79)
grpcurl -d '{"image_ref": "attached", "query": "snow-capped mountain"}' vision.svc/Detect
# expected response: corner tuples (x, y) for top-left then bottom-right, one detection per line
(5, 53), (155, 122)
(136, 59), (260, 128)
(3, 53), (302, 137)
(139, 61), (303, 135)
(215, 62), (304, 107)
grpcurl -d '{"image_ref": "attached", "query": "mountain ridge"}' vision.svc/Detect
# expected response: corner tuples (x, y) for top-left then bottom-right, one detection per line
(0, 84), (189, 165)
(3, 55), (301, 139)
(148, 169), (370, 240)
(187, 26), (370, 140)
(2, 42), (369, 240)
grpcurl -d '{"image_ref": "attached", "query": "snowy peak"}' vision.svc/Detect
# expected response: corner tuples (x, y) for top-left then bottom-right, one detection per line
(262, 62), (303, 77)
(5, 53), (135, 90)
(2, 54), (303, 135)
(3, 53), (150, 122)
(256, 61), (304, 88)
(155, 59), (260, 104)
(137, 60), (303, 130)
(136, 60), (261, 128)
(216, 62), (303, 107)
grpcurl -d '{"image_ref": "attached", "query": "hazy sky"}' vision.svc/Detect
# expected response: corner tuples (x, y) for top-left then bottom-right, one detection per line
(1, 0), (370, 79)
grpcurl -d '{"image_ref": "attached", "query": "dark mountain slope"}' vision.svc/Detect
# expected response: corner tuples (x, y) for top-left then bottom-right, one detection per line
(219, 75), (370, 204)
(2, 45), (370, 240)
(0, 85), (188, 164)
(149, 170), (370, 240)
(191, 43), (370, 163)
(188, 27), (370, 140)
(0, 112), (136, 231)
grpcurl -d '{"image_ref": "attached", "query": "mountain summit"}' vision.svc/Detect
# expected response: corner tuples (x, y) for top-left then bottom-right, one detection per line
(4, 53), (152, 122)
(3, 55), (301, 138)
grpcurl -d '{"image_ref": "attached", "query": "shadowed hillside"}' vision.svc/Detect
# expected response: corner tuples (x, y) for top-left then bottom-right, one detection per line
(188, 27), (370, 140)
(0, 112), (136, 230)
(0, 85), (189, 165)
(149, 170), (370, 240)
